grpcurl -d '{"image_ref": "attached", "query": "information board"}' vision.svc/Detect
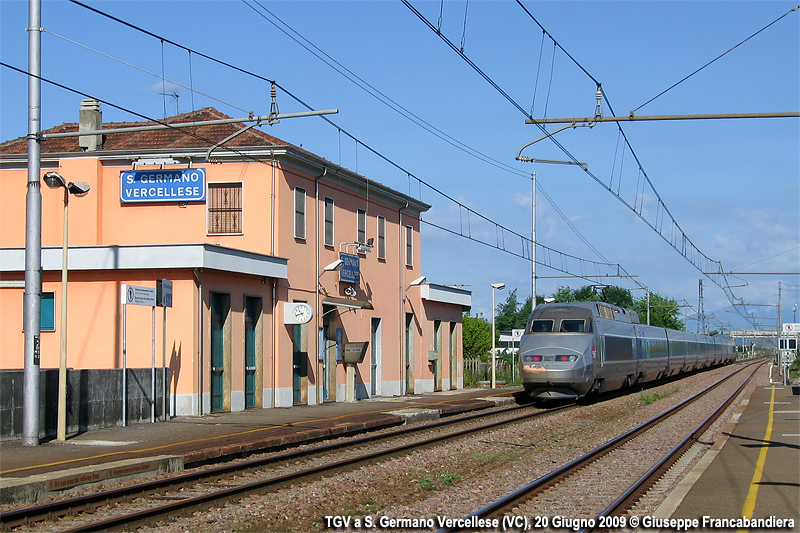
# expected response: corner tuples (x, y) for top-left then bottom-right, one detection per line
(120, 168), (206, 203)
(339, 253), (360, 284)
(121, 284), (156, 306)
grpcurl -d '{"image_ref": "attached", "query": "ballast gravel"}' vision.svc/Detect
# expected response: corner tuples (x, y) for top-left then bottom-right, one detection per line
(132, 363), (762, 533)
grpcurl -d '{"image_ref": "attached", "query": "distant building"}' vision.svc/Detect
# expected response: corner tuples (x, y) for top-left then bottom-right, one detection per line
(0, 102), (470, 438)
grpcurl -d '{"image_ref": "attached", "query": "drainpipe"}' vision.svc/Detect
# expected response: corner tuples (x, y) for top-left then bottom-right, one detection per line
(270, 151), (276, 256)
(269, 152), (277, 408)
(193, 268), (203, 416)
(315, 167), (327, 405)
(399, 202), (408, 396)
(272, 278), (277, 408)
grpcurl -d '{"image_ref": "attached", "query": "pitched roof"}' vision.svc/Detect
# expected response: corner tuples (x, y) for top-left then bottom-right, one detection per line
(0, 107), (289, 155)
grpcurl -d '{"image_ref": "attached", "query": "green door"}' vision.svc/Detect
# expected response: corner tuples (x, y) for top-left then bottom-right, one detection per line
(210, 293), (229, 412)
(244, 297), (260, 408)
(405, 313), (414, 394)
(371, 318), (380, 396)
(292, 324), (304, 404)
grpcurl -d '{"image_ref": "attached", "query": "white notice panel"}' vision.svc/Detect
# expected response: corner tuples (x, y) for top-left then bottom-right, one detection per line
(121, 284), (156, 306)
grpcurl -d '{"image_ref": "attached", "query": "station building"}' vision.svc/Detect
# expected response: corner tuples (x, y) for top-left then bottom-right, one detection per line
(0, 101), (471, 437)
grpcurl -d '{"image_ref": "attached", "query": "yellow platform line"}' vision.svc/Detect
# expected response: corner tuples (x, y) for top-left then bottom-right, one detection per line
(737, 385), (775, 533)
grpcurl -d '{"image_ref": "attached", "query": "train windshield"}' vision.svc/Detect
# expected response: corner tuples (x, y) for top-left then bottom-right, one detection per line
(560, 319), (586, 333)
(527, 307), (593, 334)
(531, 320), (554, 332)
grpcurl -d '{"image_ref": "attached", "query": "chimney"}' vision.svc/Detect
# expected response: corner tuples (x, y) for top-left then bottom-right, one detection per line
(79, 98), (103, 151)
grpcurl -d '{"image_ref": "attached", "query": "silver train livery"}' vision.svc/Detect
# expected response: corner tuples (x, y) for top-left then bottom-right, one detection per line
(519, 302), (736, 399)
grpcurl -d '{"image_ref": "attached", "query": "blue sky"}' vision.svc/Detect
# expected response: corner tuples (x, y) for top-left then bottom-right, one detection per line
(1, 0), (798, 332)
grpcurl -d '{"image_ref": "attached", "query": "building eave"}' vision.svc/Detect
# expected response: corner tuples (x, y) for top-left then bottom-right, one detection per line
(0, 243), (288, 280)
(420, 283), (472, 311)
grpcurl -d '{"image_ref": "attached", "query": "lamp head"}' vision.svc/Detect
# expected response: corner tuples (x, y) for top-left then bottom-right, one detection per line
(491, 283), (506, 290)
(67, 182), (91, 197)
(323, 259), (344, 272)
(408, 276), (426, 287)
(43, 171), (66, 189)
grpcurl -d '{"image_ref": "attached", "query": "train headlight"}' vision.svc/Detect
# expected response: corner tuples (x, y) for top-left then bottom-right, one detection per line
(555, 355), (578, 362)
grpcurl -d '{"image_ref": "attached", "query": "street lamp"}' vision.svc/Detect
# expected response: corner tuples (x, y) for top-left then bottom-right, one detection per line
(490, 282), (505, 389)
(44, 172), (90, 442)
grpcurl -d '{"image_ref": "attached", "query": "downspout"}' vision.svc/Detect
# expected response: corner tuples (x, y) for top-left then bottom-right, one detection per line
(193, 268), (203, 416)
(399, 202), (408, 396)
(315, 167), (327, 405)
(272, 278), (277, 408)
(269, 151), (277, 407)
(270, 151), (276, 256)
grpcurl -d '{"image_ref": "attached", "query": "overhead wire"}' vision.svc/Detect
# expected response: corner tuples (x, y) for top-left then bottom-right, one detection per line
(632, 4), (800, 114)
(4, 3), (626, 284)
(58, 0), (622, 282)
(405, 0), (795, 326)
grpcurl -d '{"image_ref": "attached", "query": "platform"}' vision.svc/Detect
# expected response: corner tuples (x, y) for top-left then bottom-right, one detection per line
(656, 384), (800, 530)
(0, 388), (519, 506)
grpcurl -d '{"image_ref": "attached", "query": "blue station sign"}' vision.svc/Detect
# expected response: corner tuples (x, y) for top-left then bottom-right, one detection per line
(339, 253), (360, 284)
(120, 168), (206, 203)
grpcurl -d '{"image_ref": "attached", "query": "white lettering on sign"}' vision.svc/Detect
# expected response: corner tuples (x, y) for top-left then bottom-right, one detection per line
(120, 169), (206, 203)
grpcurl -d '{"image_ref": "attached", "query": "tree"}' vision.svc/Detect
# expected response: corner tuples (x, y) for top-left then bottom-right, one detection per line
(496, 289), (534, 331)
(632, 292), (685, 330)
(495, 289), (520, 332)
(548, 284), (686, 331)
(602, 286), (634, 308)
(462, 313), (492, 361)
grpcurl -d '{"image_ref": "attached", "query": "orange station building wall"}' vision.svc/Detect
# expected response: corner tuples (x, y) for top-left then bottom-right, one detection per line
(0, 107), (470, 423)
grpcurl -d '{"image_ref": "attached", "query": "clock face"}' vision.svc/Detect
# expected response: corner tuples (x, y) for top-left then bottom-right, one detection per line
(294, 305), (311, 322)
(284, 302), (314, 324)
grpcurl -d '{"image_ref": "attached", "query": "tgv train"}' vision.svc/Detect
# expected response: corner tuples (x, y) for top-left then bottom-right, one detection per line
(519, 302), (736, 399)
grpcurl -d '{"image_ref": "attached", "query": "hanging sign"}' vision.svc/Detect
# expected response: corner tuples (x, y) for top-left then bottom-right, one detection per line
(339, 253), (360, 284)
(120, 168), (206, 203)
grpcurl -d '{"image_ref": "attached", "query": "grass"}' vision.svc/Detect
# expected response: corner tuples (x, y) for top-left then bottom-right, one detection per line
(639, 386), (681, 405)
(417, 471), (462, 491)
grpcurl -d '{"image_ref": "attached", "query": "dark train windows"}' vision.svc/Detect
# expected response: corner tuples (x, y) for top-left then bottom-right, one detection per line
(531, 320), (554, 333)
(560, 319), (586, 333)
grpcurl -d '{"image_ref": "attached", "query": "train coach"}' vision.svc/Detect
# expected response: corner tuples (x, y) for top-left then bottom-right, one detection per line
(518, 301), (736, 399)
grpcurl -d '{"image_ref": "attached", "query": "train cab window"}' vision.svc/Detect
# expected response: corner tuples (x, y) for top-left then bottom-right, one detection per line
(531, 320), (554, 333)
(560, 319), (586, 333)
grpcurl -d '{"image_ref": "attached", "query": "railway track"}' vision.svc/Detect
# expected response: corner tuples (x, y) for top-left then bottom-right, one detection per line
(1, 397), (570, 532)
(437, 361), (762, 533)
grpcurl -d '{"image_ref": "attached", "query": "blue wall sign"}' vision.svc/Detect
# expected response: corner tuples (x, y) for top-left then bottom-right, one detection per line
(120, 168), (206, 203)
(339, 253), (360, 284)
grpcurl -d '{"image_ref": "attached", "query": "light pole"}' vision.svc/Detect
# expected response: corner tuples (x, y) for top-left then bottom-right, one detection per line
(490, 282), (505, 389)
(44, 172), (90, 442)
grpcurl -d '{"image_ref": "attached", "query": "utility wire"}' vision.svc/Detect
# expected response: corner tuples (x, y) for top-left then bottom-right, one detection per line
(409, 0), (788, 326)
(632, 4), (800, 114)
(43, 29), (251, 115)
(242, 0), (608, 263)
(60, 0), (624, 282)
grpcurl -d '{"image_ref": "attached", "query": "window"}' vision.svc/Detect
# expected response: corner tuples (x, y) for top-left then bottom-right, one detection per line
(531, 319), (553, 333)
(41, 291), (55, 332)
(208, 182), (242, 234)
(405, 225), (413, 266)
(377, 216), (386, 260)
(324, 197), (334, 246)
(597, 304), (615, 320)
(560, 319), (586, 333)
(357, 209), (367, 245)
(294, 187), (306, 240)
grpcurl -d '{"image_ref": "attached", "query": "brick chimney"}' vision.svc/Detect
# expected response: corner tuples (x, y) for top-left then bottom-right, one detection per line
(79, 98), (103, 151)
